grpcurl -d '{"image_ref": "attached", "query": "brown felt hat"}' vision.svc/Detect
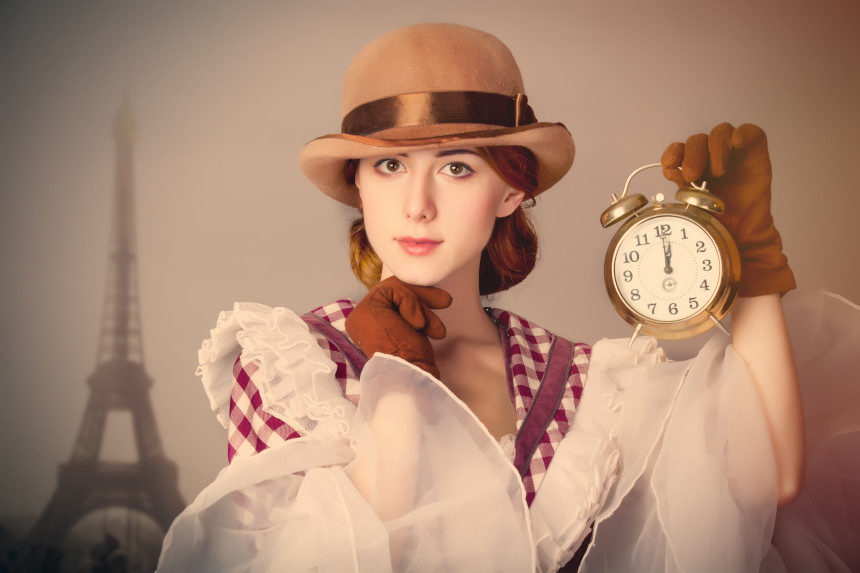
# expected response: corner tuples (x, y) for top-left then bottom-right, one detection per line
(298, 23), (575, 208)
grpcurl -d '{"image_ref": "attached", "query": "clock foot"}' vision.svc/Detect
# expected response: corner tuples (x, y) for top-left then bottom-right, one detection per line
(627, 322), (644, 349)
(708, 313), (730, 336)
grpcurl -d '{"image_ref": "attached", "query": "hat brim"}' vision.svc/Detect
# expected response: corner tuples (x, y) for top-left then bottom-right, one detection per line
(298, 122), (574, 208)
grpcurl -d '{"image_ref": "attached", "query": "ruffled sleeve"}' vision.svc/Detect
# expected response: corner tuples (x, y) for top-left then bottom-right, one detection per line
(195, 302), (356, 440)
(529, 337), (667, 572)
(575, 331), (778, 571)
(533, 290), (860, 572)
(567, 290), (860, 572)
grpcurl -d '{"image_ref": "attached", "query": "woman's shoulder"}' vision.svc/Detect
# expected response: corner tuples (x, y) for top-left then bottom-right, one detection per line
(298, 299), (366, 406)
(485, 306), (591, 377)
(485, 306), (589, 346)
(195, 300), (357, 431)
(301, 299), (357, 333)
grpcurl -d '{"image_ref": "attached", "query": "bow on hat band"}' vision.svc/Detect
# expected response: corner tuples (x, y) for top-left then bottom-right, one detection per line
(341, 91), (538, 136)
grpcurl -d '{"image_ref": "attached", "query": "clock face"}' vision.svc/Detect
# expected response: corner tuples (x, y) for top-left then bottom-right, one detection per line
(612, 214), (722, 322)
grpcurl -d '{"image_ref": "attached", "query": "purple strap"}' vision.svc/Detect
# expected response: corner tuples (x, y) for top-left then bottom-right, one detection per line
(301, 314), (368, 374)
(513, 336), (574, 477)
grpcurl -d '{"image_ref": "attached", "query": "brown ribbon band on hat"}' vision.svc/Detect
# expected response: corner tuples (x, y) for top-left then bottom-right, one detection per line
(341, 91), (537, 136)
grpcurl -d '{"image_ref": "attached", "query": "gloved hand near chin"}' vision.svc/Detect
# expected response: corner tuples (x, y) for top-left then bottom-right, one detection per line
(346, 275), (452, 379)
(660, 122), (796, 297)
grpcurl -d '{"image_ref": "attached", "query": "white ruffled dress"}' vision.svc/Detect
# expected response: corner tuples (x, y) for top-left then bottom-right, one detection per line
(157, 290), (860, 572)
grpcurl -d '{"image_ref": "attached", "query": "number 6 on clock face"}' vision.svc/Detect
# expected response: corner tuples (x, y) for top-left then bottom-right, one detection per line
(604, 203), (740, 339)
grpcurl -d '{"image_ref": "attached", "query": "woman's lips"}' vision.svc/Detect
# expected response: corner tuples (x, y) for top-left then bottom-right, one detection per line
(396, 237), (442, 256)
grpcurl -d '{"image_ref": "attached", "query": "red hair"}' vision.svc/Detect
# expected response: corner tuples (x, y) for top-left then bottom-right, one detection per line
(346, 146), (540, 295)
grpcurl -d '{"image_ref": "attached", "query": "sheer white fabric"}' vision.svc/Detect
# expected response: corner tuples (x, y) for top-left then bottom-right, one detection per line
(579, 334), (777, 571)
(161, 354), (535, 572)
(160, 290), (859, 572)
(764, 291), (860, 572)
(196, 302), (355, 438)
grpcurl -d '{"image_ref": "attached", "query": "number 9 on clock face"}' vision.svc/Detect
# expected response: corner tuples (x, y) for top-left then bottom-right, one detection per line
(604, 204), (740, 339)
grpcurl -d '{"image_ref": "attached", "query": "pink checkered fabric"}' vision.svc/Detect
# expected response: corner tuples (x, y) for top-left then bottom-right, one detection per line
(226, 300), (359, 462)
(225, 299), (591, 507)
(227, 357), (301, 462)
(487, 309), (591, 504)
(303, 299), (362, 407)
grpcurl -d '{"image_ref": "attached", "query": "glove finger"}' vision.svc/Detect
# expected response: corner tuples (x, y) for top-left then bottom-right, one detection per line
(388, 286), (428, 331)
(660, 142), (686, 187)
(708, 122), (735, 178)
(422, 306), (448, 340)
(405, 283), (453, 310)
(731, 123), (767, 150)
(681, 133), (709, 183)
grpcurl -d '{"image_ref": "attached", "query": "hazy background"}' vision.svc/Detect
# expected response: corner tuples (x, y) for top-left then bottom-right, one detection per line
(2, 0), (858, 531)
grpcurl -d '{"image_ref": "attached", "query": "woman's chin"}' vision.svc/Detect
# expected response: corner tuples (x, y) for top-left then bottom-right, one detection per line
(385, 267), (448, 288)
(395, 274), (444, 288)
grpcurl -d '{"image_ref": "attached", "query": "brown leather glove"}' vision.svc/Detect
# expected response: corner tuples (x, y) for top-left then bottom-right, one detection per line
(345, 276), (453, 379)
(661, 122), (796, 297)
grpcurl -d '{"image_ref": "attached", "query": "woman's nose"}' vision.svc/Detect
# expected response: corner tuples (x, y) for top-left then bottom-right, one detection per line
(402, 173), (436, 221)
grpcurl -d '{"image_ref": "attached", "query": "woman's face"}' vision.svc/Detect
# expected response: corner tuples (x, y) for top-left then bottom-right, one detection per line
(355, 147), (524, 290)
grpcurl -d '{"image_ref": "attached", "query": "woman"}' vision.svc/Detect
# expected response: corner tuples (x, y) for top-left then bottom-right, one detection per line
(158, 23), (858, 571)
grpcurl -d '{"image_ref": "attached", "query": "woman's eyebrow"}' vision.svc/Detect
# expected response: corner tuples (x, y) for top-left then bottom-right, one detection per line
(435, 149), (479, 158)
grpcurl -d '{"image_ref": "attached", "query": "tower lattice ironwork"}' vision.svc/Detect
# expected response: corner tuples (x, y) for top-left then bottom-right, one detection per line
(30, 97), (184, 548)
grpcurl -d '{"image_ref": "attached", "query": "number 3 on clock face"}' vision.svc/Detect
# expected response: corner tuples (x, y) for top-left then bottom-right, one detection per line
(602, 196), (743, 340)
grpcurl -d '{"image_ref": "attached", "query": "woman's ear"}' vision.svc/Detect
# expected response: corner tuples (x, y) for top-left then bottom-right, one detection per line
(496, 188), (525, 218)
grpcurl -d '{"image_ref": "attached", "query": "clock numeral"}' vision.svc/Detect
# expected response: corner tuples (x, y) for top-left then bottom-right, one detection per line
(689, 297), (699, 310)
(634, 233), (650, 246)
(680, 228), (688, 240)
(623, 270), (633, 282)
(631, 289), (641, 301)
(647, 303), (656, 314)
(700, 279), (710, 290)
(654, 223), (671, 238)
(696, 241), (706, 253)
(669, 302), (678, 315)
(702, 259), (712, 271)
(623, 250), (640, 263)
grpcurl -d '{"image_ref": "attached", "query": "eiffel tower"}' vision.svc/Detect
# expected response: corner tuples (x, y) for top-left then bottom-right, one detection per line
(30, 96), (185, 548)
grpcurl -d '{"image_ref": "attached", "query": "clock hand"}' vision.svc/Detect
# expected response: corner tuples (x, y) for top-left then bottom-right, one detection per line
(663, 238), (673, 274)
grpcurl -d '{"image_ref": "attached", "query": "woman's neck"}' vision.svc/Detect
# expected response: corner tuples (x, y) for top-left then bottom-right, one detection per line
(427, 269), (502, 358)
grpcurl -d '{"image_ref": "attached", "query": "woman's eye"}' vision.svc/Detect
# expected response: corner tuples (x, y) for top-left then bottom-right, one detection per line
(373, 158), (404, 174)
(441, 161), (474, 178)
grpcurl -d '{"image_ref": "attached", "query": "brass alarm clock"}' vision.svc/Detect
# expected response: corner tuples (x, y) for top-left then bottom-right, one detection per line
(601, 163), (741, 342)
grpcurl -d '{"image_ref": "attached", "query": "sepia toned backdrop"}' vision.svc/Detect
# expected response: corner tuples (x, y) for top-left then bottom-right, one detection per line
(1, 0), (858, 536)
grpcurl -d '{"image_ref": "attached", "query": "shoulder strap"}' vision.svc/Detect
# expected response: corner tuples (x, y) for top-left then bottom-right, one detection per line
(301, 314), (368, 375)
(513, 336), (574, 477)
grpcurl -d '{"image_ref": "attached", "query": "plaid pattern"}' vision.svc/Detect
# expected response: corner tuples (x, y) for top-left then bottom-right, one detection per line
(226, 300), (358, 463)
(227, 357), (301, 462)
(487, 309), (591, 505)
(304, 300), (362, 406)
(225, 299), (591, 507)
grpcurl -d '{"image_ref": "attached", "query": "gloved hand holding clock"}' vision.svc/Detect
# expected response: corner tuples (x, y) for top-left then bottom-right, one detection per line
(660, 122), (796, 297)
